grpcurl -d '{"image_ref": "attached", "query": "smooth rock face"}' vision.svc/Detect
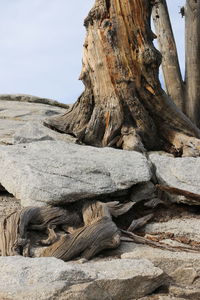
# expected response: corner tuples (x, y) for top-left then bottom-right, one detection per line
(149, 152), (200, 204)
(0, 141), (152, 206)
(0, 99), (68, 145)
(0, 257), (164, 300)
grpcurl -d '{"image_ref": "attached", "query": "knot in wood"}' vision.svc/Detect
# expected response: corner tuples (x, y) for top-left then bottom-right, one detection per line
(141, 47), (162, 67)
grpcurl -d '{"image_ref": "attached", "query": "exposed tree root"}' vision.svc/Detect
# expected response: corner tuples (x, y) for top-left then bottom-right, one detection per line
(44, 0), (200, 157)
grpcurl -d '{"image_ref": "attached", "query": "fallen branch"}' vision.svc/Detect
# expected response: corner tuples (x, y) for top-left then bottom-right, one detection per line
(156, 184), (200, 203)
(121, 230), (200, 253)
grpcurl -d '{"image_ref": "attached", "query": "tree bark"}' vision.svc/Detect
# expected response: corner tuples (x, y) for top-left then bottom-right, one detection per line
(185, 0), (200, 127)
(152, 0), (185, 111)
(45, 0), (200, 156)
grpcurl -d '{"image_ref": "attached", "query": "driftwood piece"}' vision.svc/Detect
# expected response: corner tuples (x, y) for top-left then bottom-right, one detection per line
(0, 201), (135, 261)
(0, 211), (21, 256)
(128, 214), (154, 232)
(0, 206), (82, 257)
(106, 201), (135, 217)
(40, 202), (121, 261)
(144, 198), (165, 208)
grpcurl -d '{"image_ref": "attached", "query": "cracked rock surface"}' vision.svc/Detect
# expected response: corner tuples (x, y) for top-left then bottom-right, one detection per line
(0, 257), (164, 300)
(0, 140), (152, 206)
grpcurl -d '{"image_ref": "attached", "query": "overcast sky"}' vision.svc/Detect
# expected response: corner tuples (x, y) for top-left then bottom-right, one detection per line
(0, 0), (185, 104)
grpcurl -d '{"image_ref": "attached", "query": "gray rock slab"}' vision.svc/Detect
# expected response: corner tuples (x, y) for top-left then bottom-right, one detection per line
(0, 257), (164, 300)
(110, 242), (200, 299)
(13, 121), (76, 144)
(145, 218), (200, 243)
(0, 94), (69, 108)
(0, 100), (67, 145)
(118, 242), (200, 279)
(0, 141), (152, 206)
(148, 152), (200, 204)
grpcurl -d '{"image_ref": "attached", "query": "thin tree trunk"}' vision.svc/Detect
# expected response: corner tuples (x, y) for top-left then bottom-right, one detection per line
(185, 0), (200, 127)
(152, 0), (185, 111)
(45, 0), (200, 157)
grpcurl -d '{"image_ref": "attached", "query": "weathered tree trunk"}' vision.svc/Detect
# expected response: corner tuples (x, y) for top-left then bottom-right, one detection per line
(152, 0), (185, 111)
(45, 0), (200, 156)
(185, 0), (200, 127)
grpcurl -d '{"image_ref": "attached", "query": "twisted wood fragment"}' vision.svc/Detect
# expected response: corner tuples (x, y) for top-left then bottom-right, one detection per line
(40, 201), (135, 261)
(0, 201), (133, 261)
(0, 206), (81, 257)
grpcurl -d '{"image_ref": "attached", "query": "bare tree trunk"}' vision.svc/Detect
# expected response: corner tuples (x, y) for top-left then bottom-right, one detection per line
(152, 0), (185, 111)
(185, 0), (200, 127)
(45, 0), (200, 156)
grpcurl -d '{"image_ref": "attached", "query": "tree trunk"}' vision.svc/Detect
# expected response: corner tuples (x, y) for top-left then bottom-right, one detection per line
(152, 0), (185, 111)
(185, 0), (200, 127)
(45, 0), (200, 156)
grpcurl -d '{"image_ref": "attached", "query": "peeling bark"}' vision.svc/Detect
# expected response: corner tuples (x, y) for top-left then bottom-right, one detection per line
(44, 0), (200, 156)
(45, 0), (200, 156)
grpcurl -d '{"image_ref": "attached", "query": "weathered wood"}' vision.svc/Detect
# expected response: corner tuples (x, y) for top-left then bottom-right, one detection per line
(44, 0), (200, 157)
(121, 230), (200, 253)
(106, 201), (135, 217)
(144, 198), (165, 208)
(156, 184), (200, 205)
(128, 213), (154, 232)
(185, 0), (200, 127)
(40, 202), (121, 261)
(1, 201), (136, 261)
(0, 207), (82, 257)
(152, 0), (185, 111)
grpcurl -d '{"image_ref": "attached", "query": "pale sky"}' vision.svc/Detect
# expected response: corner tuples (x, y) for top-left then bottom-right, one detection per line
(0, 1), (185, 104)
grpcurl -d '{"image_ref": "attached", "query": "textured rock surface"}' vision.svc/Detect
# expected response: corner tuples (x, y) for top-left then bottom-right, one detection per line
(0, 99), (69, 145)
(112, 242), (200, 299)
(119, 243), (200, 275)
(169, 285), (200, 300)
(145, 218), (200, 243)
(0, 94), (69, 108)
(0, 257), (164, 300)
(139, 296), (185, 300)
(13, 121), (76, 144)
(149, 152), (200, 204)
(0, 141), (152, 206)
